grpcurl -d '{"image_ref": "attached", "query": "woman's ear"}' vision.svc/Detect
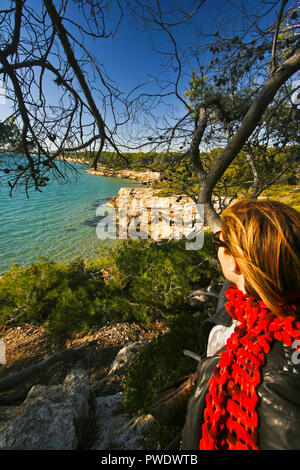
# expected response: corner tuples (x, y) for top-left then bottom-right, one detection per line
(232, 258), (246, 293)
(234, 259), (241, 274)
(226, 254), (240, 275)
(218, 249), (246, 293)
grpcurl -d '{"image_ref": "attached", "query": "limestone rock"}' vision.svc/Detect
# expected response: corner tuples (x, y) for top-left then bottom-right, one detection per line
(106, 187), (202, 242)
(108, 340), (148, 376)
(91, 392), (154, 450)
(96, 340), (149, 396)
(0, 369), (91, 450)
(91, 340), (154, 450)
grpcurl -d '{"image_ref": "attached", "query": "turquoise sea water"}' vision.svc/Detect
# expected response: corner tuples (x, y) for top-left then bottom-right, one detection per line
(0, 157), (140, 275)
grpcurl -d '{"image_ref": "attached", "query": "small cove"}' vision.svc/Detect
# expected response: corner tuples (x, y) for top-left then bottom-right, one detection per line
(0, 157), (141, 274)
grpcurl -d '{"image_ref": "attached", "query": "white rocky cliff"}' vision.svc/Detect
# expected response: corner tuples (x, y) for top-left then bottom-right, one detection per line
(104, 187), (203, 244)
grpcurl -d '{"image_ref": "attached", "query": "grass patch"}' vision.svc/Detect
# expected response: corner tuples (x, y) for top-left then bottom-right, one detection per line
(258, 184), (300, 212)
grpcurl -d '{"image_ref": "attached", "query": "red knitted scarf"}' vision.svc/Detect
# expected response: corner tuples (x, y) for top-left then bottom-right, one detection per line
(199, 284), (300, 450)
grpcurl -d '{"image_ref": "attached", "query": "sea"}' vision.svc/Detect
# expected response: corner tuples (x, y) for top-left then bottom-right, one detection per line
(0, 155), (141, 275)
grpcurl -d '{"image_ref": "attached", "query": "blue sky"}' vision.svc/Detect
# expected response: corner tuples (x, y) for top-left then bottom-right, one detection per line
(0, 0), (298, 146)
(0, 0), (228, 122)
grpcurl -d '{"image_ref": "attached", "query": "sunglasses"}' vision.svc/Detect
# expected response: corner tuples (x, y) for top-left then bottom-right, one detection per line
(213, 230), (228, 251)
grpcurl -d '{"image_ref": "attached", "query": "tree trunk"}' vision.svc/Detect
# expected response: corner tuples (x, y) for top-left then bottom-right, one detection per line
(0, 341), (97, 393)
(245, 151), (260, 197)
(199, 49), (300, 231)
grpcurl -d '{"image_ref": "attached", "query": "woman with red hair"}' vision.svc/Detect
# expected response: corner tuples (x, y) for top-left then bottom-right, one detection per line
(182, 198), (300, 450)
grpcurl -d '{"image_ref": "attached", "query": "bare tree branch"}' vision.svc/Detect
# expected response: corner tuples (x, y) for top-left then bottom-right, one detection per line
(271, 0), (289, 72)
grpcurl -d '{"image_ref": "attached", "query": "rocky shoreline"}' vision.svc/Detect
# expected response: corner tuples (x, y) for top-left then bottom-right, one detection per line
(56, 155), (92, 165)
(57, 156), (162, 185)
(85, 167), (161, 185)
(76, 161), (200, 241)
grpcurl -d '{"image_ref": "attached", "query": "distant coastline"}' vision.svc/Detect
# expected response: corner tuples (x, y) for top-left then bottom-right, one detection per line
(85, 167), (161, 185)
(56, 156), (161, 185)
(56, 155), (91, 165)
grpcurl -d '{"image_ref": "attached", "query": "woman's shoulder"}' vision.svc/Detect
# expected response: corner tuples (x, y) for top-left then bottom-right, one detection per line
(262, 340), (300, 378)
(258, 341), (300, 449)
(260, 341), (300, 409)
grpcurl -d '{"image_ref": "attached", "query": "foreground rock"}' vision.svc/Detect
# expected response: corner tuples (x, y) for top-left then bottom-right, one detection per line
(91, 392), (154, 450)
(0, 340), (155, 450)
(91, 340), (155, 450)
(0, 369), (90, 450)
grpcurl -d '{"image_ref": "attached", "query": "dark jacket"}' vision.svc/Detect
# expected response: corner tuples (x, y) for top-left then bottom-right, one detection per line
(182, 281), (300, 450)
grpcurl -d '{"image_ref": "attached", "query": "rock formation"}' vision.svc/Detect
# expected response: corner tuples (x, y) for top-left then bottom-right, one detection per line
(0, 341), (154, 450)
(0, 369), (91, 450)
(104, 187), (203, 244)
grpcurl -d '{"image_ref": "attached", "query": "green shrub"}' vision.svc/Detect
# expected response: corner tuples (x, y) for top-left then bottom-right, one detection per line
(0, 258), (106, 337)
(98, 235), (222, 323)
(0, 229), (223, 447)
(121, 311), (206, 413)
(0, 233), (222, 338)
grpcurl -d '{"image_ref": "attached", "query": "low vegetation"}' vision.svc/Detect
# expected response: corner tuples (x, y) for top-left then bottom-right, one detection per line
(0, 232), (225, 448)
(0, 233), (222, 337)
